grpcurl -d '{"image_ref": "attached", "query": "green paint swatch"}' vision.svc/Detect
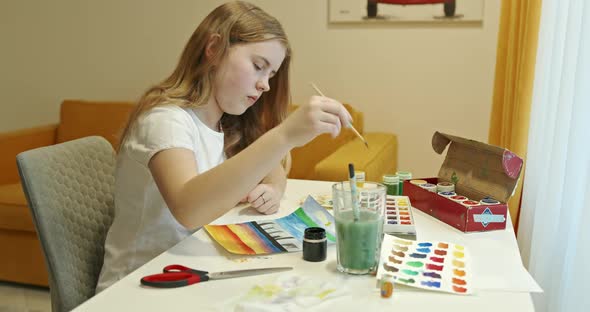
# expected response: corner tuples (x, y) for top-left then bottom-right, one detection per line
(402, 269), (419, 276)
(406, 261), (424, 268)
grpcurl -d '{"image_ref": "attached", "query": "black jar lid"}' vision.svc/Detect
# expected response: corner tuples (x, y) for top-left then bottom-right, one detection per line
(304, 227), (326, 240)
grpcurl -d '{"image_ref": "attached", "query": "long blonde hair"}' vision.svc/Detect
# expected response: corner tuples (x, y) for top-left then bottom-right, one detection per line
(120, 1), (291, 158)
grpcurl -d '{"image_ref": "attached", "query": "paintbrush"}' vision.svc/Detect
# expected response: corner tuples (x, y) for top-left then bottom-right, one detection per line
(348, 163), (360, 222)
(309, 82), (369, 148)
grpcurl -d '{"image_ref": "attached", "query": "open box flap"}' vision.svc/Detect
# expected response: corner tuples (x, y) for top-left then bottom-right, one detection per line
(431, 131), (523, 202)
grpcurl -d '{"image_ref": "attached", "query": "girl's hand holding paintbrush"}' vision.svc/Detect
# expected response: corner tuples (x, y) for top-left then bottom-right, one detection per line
(310, 83), (369, 148)
(280, 95), (353, 147)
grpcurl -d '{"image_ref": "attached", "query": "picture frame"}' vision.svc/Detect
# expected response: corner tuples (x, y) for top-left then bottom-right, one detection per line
(329, 0), (485, 24)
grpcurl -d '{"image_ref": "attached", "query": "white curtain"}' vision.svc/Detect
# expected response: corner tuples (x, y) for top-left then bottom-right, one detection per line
(517, 0), (590, 311)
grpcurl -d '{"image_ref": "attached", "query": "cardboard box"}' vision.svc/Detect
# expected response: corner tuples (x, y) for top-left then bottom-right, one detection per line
(404, 131), (523, 232)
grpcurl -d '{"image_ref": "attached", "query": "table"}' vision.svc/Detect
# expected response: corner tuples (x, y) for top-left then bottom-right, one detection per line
(75, 179), (539, 311)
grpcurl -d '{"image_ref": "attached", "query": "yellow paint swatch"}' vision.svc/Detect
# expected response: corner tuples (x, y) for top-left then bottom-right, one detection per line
(394, 239), (413, 246)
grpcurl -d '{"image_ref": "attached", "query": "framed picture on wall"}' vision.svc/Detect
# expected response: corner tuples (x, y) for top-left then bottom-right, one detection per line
(329, 0), (484, 24)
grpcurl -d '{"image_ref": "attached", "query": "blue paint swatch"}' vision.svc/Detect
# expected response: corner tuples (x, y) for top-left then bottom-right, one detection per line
(421, 280), (441, 288)
(418, 242), (433, 247)
(423, 272), (442, 279)
(416, 248), (431, 253)
(409, 253), (427, 259)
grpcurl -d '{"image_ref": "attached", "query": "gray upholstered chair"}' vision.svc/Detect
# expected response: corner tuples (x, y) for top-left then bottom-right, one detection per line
(16, 136), (115, 312)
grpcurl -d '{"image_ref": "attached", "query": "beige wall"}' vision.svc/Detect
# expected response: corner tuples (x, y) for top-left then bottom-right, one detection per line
(0, 0), (500, 178)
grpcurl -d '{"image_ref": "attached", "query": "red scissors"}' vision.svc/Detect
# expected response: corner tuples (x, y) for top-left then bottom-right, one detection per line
(140, 264), (293, 288)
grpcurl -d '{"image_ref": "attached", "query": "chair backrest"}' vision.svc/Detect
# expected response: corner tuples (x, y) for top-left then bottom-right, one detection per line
(16, 136), (116, 312)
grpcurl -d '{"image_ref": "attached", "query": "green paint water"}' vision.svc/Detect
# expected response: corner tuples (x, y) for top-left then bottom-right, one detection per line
(336, 211), (383, 272)
(406, 261), (424, 268)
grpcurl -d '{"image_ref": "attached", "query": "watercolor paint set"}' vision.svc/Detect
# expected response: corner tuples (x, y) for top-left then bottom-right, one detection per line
(403, 131), (524, 232)
(376, 234), (472, 295)
(383, 195), (417, 240)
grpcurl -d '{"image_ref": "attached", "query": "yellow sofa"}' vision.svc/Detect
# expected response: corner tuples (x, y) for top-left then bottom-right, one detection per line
(0, 100), (397, 286)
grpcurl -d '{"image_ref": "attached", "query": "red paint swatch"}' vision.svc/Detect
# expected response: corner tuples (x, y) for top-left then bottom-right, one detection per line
(430, 256), (444, 263)
(434, 249), (447, 256)
(425, 264), (444, 271)
(453, 286), (467, 293)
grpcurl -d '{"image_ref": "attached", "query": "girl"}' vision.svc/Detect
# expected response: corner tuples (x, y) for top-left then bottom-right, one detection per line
(96, 1), (351, 292)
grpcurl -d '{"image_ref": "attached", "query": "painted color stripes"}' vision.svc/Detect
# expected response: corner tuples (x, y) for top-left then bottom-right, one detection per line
(205, 225), (256, 254)
(205, 196), (336, 255)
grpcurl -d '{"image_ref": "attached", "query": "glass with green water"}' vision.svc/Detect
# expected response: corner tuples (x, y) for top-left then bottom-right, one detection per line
(333, 182), (385, 275)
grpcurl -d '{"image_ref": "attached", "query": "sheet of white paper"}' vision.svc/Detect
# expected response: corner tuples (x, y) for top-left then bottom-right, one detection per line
(227, 274), (350, 312)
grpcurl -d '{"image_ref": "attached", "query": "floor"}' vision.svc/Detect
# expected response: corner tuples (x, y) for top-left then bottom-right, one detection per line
(0, 282), (50, 312)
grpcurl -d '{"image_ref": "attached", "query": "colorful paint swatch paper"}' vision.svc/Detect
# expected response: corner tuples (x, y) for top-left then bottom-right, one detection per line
(376, 234), (472, 295)
(205, 196), (336, 255)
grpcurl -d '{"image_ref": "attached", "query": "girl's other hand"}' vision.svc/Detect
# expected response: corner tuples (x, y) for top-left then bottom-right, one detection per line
(280, 96), (353, 148)
(247, 183), (281, 215)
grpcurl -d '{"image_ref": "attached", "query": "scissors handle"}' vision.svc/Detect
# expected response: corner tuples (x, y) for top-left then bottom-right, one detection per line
(163, 264), (208, 275)
(140, 272), (208, 288)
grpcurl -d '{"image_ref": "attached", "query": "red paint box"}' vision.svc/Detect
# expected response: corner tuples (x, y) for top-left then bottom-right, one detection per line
(402, 132), (523, 233)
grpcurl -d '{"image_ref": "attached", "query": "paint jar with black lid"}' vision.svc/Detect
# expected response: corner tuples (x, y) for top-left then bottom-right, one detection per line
(303, 227), (327, 262)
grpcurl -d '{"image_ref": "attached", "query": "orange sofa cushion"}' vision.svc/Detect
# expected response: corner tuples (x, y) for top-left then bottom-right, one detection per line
(0, 183), (34, 232)
(56, 100), (136, 150)
(0, 125), (57, 185)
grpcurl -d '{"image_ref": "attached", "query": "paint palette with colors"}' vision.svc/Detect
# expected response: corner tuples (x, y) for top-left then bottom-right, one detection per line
(384, 195), (417, 239)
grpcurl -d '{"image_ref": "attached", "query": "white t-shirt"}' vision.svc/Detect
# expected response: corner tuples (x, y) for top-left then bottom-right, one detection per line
(96, 105), (225, 293)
